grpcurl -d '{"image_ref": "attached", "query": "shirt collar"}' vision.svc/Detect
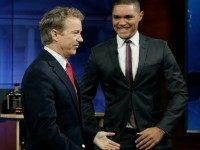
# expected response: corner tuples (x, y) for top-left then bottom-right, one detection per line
(117, 30), (140, 48)
(44, 46), (68, 70)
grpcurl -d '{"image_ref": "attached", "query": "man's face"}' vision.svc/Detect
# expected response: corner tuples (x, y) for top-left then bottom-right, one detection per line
(57, 17), (83, 58)
(112, 4), (143, 39)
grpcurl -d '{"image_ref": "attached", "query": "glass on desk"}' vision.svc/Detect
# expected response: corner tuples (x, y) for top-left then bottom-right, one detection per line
(6, 83), (22, 114)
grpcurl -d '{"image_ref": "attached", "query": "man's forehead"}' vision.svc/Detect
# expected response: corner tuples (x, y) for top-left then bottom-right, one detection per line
(112, 4), (139, 14)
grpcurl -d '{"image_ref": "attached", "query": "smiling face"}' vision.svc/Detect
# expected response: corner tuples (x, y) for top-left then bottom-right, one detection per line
(50, 17), (83, 58)
(57, 17), (83, 58)
(112, 4), (143, 39)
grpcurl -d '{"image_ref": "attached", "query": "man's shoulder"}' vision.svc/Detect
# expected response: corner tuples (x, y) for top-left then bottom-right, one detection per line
(140, 34), (167, 45)
(28, 52), (47, 68)
(92, 38), (116, 50)
(23, 52), (51, 77)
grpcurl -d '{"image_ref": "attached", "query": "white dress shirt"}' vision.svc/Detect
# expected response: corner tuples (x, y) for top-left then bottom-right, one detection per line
(44, 46), (68, 71)
(117, 31), (140, 81)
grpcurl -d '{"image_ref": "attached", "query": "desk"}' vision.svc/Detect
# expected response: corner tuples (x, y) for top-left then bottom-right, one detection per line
(0, 114), (24, 150)
(0, 113), (103, 150)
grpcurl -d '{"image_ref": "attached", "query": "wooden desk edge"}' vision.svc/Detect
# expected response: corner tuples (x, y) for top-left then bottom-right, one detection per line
(0, 113), (103, 119)
(0, 114), (24, 119)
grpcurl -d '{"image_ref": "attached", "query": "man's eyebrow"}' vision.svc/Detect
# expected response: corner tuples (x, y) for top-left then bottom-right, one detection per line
(113, 15), (121, 18)
(124, 15), (134, 18)
(71, 29), (81, 33)
(113, 14), (134, 18)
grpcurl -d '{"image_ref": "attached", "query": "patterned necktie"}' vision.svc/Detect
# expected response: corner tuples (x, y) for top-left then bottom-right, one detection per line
(66, 62), (76, 88)
(125, 40), (137, 129)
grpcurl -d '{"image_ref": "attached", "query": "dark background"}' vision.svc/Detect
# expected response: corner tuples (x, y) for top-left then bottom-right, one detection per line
(0, 0), (199, 149)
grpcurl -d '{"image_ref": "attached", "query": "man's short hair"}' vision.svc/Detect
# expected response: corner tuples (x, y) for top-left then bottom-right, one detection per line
(112, 0), (141, 12)
(39, 6), (84, 46)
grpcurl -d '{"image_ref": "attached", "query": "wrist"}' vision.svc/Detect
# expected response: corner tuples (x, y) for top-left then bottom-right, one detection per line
(156, 127), (165, 135)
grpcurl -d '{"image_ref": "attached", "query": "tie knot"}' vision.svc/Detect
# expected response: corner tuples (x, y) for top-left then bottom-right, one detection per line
(66, 62), (70, 67)
(125, 39), (132, 44)
(66, 61), (72, 68)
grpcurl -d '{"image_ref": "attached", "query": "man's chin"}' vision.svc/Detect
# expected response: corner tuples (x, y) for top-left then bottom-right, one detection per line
(71, 50), (77, 55)
(117, 33), (132, 39)
(65, 50), (77, 58)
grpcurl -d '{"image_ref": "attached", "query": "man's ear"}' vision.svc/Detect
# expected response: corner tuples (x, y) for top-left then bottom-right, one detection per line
(50, 29), (60, 42)
(139, 11), (144, 21)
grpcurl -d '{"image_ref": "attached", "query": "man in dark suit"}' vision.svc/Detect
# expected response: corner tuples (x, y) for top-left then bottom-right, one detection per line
(21, 7), (85, 150)
(80, 0), (187, 149)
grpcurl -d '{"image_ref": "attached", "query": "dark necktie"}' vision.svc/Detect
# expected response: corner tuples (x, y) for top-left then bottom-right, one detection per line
(125, 40), (137, 129)
(125, 40), (134, 86)
(66, 62), (76, 88)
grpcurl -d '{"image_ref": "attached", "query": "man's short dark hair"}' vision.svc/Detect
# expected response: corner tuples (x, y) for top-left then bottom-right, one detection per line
(112, 0), (141, 12)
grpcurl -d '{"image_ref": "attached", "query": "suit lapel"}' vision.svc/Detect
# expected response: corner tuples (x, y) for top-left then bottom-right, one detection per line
(108, 38), (130, 85)
(42, 51), (80, 112)
(134, 34), (148, 85)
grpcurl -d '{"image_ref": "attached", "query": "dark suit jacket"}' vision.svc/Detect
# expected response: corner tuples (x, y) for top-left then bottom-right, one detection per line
(21, 50), (84, 150)
(80, 34), (187, 149)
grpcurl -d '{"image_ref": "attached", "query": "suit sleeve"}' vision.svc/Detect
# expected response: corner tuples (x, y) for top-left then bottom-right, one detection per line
(80, 49), (101, 144)
(22, 69), (82, 150)
(156, 42), (188, 134)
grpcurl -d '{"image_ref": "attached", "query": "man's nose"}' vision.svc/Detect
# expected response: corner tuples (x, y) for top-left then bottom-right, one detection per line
(77, 35), (83, 43)
(118, 18), (126, 25)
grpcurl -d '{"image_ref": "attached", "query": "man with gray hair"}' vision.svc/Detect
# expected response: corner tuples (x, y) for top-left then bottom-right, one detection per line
(22, 6), (85, 150)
